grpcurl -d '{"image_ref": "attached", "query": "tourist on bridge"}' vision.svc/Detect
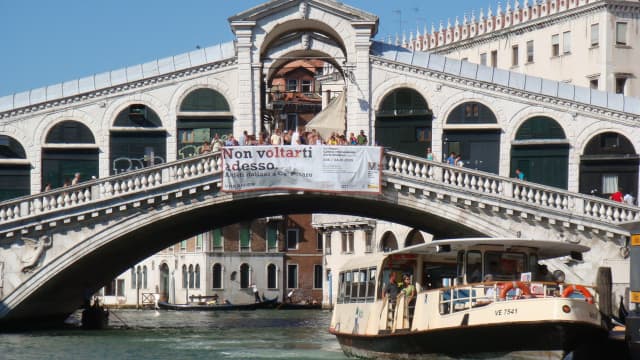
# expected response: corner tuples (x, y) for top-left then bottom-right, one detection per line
(515, 168), (525, 181)
(357, 130), (367, 145)
(610, 187), (624, 202)
(426, 148), (434, 161)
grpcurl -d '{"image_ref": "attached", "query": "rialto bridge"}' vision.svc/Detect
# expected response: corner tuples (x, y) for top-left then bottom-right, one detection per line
(0, 149), (637, 327)
(0, 0), (639, 327)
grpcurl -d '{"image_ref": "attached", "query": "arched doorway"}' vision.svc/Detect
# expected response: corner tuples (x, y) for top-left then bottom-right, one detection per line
(580, 132), (639, 199)
(42, 120), (98, 189)
(0, 135), (30, 201)
(376, 88), (432, 156)
(405, 229), (425, 247)
(177, 88), (232, 159)
(511, 116), (569, 188)
(159, 263), (170, 302)
(444, 102), (500, 173)
(110, 104), (166, 174)
(380, 231), (398, 252)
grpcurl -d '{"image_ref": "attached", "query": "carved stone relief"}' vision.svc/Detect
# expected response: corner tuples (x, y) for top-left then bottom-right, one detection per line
(20, 235), (53, 273)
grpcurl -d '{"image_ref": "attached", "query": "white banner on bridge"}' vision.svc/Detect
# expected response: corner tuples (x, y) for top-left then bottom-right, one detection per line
(222, 146), (382, 193)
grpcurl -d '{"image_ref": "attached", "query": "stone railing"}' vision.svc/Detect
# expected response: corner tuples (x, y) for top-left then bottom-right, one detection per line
(1, 148), (636, 232)
(383, 150), (640, 224)
(0, 152), (223, 225)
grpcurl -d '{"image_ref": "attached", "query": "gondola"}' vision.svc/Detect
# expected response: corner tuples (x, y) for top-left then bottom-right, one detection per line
(277, 302), (322, 310)
(157, 296), (278, 311)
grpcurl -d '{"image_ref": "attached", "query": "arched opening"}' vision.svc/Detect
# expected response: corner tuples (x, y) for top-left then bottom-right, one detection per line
(212, 263), (223, 289)
(142, 265), (148, 289)
(444, 102), (500, 173)
(177, 88), (232, 159)
(380, 231), (398, 252)
(376, 88), (433, 156)
(42, 120), (98, 189)
(266, 59), (325, 134)
(511, 116), (569, 188)
(181, 264), (188, 289)
(110, 104), (166, 174)
(260, 23), (347, 142)
(188, 264), (194, 289)
(0, 135), (30, 201)
(240, 263), (250, 289)
(580, 132), (639, 200)
(159, 263), (170, 302)
(405, 229), (425, 247)
(195, 264), (201, 289)
(267, 264), (277, 289)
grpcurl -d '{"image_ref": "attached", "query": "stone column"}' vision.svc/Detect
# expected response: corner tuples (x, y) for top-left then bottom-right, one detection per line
(347, 22), (376, 144)
(230, 21), (257, 135)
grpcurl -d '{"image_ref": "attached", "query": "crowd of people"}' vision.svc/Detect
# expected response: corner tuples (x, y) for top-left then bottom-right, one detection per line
(198, 128), (369, 154)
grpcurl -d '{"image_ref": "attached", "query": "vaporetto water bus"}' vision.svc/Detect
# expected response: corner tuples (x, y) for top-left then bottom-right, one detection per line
(329, 238), (610, 359)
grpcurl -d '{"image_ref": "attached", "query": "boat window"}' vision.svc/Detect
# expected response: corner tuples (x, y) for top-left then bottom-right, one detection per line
(529, 254), (539, 279)
(350, 270), (359, 301)
(484, 252), (527, 281)
(456, 251), (465, 278)
(366, 268), (376, 300)
(338, 272), (346, 304)
(424, 262), (457, 289)
(344, 271), (352, 303)
(357, 269), (367, 300)
(466, 251), (482, 283)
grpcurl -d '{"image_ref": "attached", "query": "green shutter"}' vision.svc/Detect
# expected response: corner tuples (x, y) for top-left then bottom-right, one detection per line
(267, 224), (277, 249)
(212, 229), (222, 247)
(240, 226), (250, 248)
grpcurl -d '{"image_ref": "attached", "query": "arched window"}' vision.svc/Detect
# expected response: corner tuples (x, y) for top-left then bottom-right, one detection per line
(110, 104), (166, 174)
(136, 266), (142, 289)
(443, 102), (500, 173)
(182, 265), (188, 289)
(159, 263), (170, 302)
(580, 132), (639, 199)
(380, 232), (398, 252)
(446, 102), (497, 124)
(42, 121), (98, 189)
(188, 264), (195, 289)
(267, 264), (277, 289)
(177, 88), (233, 159)
(46, 120), (95, 143)
(180, 88), (230, 112)
(130, 268), (136, 289)
(142, 265), (148, 289)
(512, 116), (568, 188)
(240, 263), (250, 289)
(212, 263), (222, 289)
(375, 88), (432, 156)
(405, 229), (425, 247)
(195, 264), (201, 289)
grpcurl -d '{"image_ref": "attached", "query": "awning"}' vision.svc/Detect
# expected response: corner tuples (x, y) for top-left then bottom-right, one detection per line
(305, 92), (345, 139)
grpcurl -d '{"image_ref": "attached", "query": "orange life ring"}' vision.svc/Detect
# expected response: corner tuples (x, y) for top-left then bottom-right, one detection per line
(499, 281), (531, 299)
(562, 285), (594, 304)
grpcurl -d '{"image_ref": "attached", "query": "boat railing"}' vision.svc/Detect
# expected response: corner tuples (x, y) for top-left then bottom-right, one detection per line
(437, 281), (597, 315)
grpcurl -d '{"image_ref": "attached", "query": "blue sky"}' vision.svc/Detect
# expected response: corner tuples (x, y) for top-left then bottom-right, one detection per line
(0, 0), (485, 96)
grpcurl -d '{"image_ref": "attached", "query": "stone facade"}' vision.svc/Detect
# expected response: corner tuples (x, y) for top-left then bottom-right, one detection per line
(404, 0), (640, 97)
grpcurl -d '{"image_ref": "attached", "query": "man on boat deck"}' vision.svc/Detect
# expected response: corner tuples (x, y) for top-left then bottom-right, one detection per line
(384, 272), (400, 304)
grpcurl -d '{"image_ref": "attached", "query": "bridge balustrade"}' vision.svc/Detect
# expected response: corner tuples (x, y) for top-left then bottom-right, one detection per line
(0, 149), (638, 232)
(0, 151), (223, 225)
(383, 151), (640, 224)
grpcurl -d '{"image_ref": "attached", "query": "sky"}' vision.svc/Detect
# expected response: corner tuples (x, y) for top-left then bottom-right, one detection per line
(0, 0), (486, 97)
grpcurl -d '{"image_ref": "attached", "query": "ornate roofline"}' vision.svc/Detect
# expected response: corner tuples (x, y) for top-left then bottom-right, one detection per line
(403, 0), (640, 53)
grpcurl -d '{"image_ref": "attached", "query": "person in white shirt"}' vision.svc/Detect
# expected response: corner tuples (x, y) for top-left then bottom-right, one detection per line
(624, 193), (635, 206)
